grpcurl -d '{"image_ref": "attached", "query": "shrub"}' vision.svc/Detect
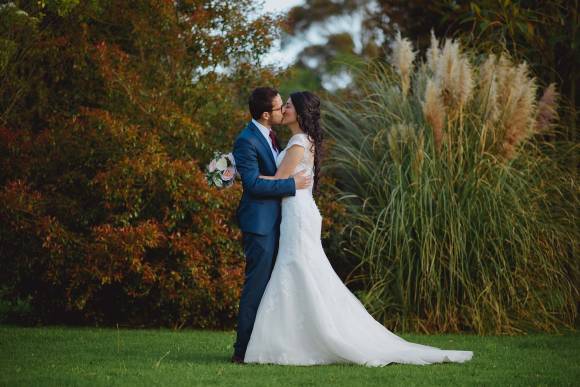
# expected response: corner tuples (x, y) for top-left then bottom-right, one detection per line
(324, 32), (579, 334)
(0, 0), (273, 328)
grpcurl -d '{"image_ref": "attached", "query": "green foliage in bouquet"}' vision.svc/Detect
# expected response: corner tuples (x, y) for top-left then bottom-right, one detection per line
(324, 32), (579, 334)
(206, 152), (237, 189)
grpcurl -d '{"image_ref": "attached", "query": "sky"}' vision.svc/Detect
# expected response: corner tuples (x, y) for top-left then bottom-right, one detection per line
(258, 0), (367, 89)
(259, 0), (366, 71)
(262, 0), (304, 13)
(261, 0), (305, 67)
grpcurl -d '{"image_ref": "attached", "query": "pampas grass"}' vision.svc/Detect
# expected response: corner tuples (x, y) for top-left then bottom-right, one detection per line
(422, 79), (445, 152)
(324, 33), (578, 334)
(535, 83), (559, 133)
(390, 31), (416, 97)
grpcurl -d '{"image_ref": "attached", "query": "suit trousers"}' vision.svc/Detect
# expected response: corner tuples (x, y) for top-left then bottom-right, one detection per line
(233, 228), (280, 358)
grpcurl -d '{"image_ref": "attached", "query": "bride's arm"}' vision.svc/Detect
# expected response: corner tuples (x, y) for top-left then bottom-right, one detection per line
(259, 145), (305, 180)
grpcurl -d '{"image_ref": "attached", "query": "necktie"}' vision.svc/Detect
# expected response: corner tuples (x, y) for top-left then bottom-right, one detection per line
(269, 129), (280, 153)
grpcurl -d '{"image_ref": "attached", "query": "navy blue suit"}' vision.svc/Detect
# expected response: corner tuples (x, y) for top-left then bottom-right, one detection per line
(232, 121), (296, 358)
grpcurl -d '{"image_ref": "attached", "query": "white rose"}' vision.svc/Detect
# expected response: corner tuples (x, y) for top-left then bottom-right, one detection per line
(216, 156), (228, 171)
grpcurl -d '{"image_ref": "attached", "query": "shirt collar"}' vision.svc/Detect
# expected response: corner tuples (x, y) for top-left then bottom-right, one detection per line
(251, 118), (271, 138)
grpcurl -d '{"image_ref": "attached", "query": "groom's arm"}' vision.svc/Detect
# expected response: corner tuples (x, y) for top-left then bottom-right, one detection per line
(233, 136), (296, 198)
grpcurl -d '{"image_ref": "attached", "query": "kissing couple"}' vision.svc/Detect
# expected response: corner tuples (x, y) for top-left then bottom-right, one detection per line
(230, 87), (473, 366)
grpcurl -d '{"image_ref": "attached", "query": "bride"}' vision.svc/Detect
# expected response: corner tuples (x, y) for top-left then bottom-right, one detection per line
(244, 91), (473, 367)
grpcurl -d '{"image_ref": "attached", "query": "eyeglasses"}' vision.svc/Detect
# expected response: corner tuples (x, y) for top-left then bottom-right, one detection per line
(270, 106), (284, 113)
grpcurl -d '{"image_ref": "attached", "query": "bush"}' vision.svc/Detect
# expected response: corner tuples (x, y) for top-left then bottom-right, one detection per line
(324, 33), (579, 334)
(0, 286), (34, 325)
(0, 0), (275, 328)
(0, 116), (245, 328)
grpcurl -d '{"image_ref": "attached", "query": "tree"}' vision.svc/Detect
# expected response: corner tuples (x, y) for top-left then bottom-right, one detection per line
(0, 0), (279, 328)
(284, 0), (578, 142)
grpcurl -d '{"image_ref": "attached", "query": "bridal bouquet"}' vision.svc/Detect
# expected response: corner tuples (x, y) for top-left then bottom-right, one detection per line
(206, 151), (238, 188)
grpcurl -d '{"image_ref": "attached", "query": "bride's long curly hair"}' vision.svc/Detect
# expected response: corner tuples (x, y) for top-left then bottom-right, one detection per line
(290, 91), (323, 194)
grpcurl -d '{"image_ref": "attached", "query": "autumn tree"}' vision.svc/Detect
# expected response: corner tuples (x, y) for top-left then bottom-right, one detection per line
(0, 0), (280, 328)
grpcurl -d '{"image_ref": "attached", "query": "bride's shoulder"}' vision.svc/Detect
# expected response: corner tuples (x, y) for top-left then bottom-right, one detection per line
(287, 133), (314, 157)
(290, 132), (312, 144)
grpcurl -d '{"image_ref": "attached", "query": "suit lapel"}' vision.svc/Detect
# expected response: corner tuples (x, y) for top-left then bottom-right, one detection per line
(248, 121), (276, 167)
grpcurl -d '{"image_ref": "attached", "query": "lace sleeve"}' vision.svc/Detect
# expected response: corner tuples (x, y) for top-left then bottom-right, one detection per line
(287, 133), (309, 150)
(286, 134), (314, 170)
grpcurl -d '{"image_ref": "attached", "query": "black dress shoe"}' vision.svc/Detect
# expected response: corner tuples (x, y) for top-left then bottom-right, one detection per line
(231, 354), (244, 364)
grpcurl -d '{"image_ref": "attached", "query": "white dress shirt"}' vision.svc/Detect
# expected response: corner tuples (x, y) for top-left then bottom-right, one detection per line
(252, 118), (279, 161)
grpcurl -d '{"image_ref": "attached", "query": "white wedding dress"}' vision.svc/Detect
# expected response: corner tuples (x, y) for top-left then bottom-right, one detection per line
(244, 133), (473, 367)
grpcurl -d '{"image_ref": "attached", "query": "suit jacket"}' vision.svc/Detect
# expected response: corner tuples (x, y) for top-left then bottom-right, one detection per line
(233, 121), (296, 235)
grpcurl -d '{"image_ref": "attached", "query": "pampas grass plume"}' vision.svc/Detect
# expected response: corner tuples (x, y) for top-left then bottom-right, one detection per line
(535, 83), (559, 133)
(390, 31), (416, 97)
(423, 79), (446, 152)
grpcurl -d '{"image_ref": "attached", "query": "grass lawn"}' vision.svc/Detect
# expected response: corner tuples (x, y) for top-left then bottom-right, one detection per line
(1, 325), (578, 386)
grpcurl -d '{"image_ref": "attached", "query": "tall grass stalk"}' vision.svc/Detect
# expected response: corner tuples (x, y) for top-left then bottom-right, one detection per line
(325, 34), (579, 334)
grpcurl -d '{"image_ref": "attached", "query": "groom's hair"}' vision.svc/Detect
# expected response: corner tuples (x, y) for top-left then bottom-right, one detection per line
(249, 87), (279, 120)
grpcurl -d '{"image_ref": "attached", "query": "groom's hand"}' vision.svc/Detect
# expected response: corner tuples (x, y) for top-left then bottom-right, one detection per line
(292, 170), (312, 190)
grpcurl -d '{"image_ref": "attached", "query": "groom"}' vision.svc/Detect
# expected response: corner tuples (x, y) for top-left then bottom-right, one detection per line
(231, 87), (312, 363)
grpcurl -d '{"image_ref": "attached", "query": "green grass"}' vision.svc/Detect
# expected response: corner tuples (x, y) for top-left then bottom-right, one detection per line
(1, 325), (578, 386)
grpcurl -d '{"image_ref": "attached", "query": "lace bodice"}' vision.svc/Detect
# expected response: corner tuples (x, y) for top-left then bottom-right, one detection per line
(276, 133), (315, 192)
